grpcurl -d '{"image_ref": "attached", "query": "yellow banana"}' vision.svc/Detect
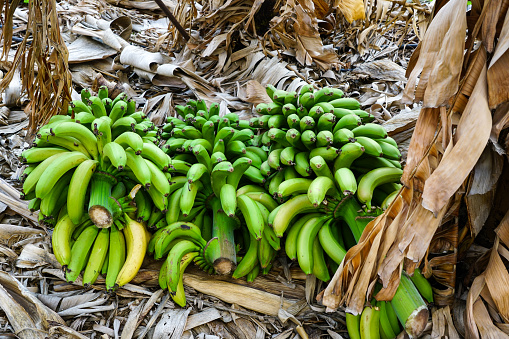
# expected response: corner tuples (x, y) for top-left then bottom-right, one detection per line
(114, 216), (148, 287)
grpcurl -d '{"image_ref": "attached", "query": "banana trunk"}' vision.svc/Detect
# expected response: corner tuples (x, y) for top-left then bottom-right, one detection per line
(208, 197), (237, 275)
(390, 272), (429, 338)
(88, 172), (116, 228)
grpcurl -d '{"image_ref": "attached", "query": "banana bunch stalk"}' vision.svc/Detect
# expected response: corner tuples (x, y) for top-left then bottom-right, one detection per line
(346, 271), (432, 339)
(255, 84), (404, 282)
(155, 99), (280, 305)
(20, 86), (171, 288)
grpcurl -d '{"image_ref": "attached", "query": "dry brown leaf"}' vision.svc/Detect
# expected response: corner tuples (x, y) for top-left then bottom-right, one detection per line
(335, 0), (365, 23)
(421, 65), (491, 215)
(0, 0), (72, 136)
(487, 8), (509, 108)
(237, 80), (273, 105)
(403, 0), (467, 107)
(293, 2), (340, 70)
(485, 239), (509, 323)
(473, 300), (509, 338)
(452, 46), (487, 114)
(481, 0), (507, 53)
(465, 145), (503, 236)
(400, 108), (440, 186)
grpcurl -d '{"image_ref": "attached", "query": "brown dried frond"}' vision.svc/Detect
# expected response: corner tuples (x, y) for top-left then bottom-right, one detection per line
(0, 0), (72, 137)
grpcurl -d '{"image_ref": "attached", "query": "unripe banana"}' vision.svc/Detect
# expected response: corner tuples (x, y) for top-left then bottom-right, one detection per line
(352, 123), (388, 139)
(272, 194), (317, 237)
(237, 194), (265, 240)
(333, 142), (365, 171)
(20, 147), (69, 163)
(284, 213), (321, 260)
(409, 268), (434, 303)
(67, 159), (98, 224)
(220, 184), (237, 217)
(359, 306), (380, 339)
(356, 136), (383, 157)
(66, 225), (99, 282)
(334, 167), (358, 195)
(52, 214), (78, 267)
(312, 236), (330, 282)
(329, 98), (361, 110)
(357, 167), (403, 209)
(346, 312), (362, 339)
(277, 178), (313, 198)
(296, 216), (329, 274)
(36, 152), (89, 199)
(307, 176), (338, 207)
(82, 228), (109, 286)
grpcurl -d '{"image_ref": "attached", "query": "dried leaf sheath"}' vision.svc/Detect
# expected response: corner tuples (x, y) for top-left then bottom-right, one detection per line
(0, 0), (72, 136)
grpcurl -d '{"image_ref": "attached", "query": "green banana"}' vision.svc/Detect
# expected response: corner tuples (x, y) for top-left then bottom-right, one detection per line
(357, 167), (403, 209)
(82, 228), (109, 285)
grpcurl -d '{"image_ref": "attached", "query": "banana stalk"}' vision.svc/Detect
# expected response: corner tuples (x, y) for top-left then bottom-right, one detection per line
(88, 171), (117, 228)
(207, 197), (238, 275)
(332, 195), (380, 241)
(390, 272), (429, 338)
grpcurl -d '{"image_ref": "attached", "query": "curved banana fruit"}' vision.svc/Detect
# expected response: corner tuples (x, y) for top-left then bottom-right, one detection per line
(296, 216), (328, 274)
(102, 142), (127, 171)
(171, 251), (199, 307)
(285, 213), (321, 260)
(67, 160), (98, 224)
(52, 214), (78, 267)
(272, 194), (316, 237)
(66, 225), (99, 282)
(409, 268), (434, 303)
(237, 194), (264, 240)
(141, 142), (171, 171)
(312, 236), (330, 282)
(346, 312), (362, 339)
(334, 167), (358, 195)
(307, 176), (338, 207)
(36, 151), (89, 199)
(357, 167), (403, 209)
(52, 122), (99, 160)
(82, 228), (109, 286)
(125, 149), (152, 189)
(115, 216), (148, 287)
(106, 225), (126, 291)
(114, 131), (144, 155)
(318, 220), (346, 264)
(220, 184), (237, 217)
(232, 232), (259, 279)
(21, 146), (69, 163)
(277, 178), (313, 198)
(359, 306), (380, 339)
(165, 240), (201, 293)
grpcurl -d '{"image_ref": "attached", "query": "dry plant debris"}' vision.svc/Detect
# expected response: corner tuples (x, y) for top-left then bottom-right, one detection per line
(319, 0), (509, 337)
(9, 0), (509, 338)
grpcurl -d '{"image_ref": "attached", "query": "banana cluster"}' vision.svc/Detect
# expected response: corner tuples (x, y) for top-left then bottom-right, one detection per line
(20, 86), (171, 288)
(346, 270), (433, 339)
(251, 85), (404, 282)
(156, 99), (280, 305)
(53, 212), (149, 290)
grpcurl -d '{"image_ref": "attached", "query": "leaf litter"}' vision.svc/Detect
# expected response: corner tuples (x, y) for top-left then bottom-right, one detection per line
(7, 0), (507, 337)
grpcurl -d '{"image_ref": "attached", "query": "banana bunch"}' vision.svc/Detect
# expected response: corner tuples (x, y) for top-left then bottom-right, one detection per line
(19, 86), (172, 288)
(346, 271), (433, 339)
(253, 84), (404, 282)
(155, 99), (280, 306)
(53, 210), (149, 291)
(20, 86), (170, 228)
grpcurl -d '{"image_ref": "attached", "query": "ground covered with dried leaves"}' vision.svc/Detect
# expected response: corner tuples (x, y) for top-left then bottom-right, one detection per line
(0, 0), (486, 338)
